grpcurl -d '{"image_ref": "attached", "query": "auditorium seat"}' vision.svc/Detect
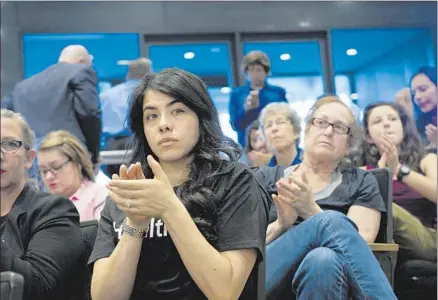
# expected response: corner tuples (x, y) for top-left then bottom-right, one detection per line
(1, 271), (24, 300)
(80, 220), (99, 300)
(368, 168), (399, 288)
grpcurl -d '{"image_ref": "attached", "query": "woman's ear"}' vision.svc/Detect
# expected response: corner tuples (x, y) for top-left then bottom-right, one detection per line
(25, 149), (37, 170)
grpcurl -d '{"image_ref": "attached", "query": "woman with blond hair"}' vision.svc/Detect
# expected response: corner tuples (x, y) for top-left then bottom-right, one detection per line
(37, 130), (107, 221)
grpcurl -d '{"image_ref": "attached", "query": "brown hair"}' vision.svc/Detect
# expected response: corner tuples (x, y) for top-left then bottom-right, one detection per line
(242, 51), (271, 73)
(39, 130), (95, 181)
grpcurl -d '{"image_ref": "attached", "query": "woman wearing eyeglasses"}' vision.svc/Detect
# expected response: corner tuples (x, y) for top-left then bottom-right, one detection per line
(265, 98), (396, 299)
(37, 130), (107, 221)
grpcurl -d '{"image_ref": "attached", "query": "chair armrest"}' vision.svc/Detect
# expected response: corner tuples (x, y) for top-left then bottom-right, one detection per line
(368, 243), (399, 252)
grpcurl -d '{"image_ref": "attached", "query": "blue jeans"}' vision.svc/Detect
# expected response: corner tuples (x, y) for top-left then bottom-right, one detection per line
(266, 211), (397, 300)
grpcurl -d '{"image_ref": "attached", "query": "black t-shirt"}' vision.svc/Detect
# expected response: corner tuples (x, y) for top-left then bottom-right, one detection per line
(264, 167), (387, 223)
(88, 162), (269, 300)
(0, 214), (7, 236)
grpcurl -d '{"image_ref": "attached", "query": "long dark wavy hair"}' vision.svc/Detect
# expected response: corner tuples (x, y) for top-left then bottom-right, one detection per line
(409, 66), (437, 142)
(127, 68), (241, 245)
(362, 102), (426, 170)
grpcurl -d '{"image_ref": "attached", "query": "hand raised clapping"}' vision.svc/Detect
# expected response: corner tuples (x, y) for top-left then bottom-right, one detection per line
(276, 171), (322, 220)
(107, 155), (181, 229)
(376, 134), (401, 176)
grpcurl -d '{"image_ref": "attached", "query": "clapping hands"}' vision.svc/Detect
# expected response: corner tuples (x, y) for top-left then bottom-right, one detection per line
(106, 155), (180, 229)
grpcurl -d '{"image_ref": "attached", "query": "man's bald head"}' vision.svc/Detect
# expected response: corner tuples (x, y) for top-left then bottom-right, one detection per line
(58, 45), (93, 65)
(127, 58), (152, 79)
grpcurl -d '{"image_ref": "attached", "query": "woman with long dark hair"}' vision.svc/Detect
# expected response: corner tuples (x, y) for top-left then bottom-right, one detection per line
(362, 102), (437, 263)
(89, 68), (269, 300)
(410, 66), (437, 149)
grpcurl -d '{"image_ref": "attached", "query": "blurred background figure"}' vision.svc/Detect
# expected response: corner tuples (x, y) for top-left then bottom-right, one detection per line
(243, 120), (272, 167)
(410, 66), (437, 150)
(260, 102), (302, 167)
(38, 130), (107, 222)
(229, 51), (287, 147)
(99, 57), (152, 177)
(1, 45), (102, 168)
(395, 88), (415, 119)
(100, 58), (152, 144)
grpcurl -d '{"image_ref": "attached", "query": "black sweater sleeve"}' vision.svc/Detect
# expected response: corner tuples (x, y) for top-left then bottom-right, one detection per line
(0, 196), (84, 300)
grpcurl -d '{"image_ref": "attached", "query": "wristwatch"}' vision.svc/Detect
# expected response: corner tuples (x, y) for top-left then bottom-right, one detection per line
(397, 164), (411, 182)
(122, 218), (148, 239)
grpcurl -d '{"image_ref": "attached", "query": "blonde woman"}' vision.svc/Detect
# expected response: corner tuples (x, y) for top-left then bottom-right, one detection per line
(38, 130), (107, 221)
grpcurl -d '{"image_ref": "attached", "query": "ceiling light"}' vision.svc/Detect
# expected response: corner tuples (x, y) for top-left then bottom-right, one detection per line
(221, 87), (231, 94)
(280, 53), (291, 61)
(184, 52), (195, 59)
(299, 21), (311, 28)
(117, 60), (130, 65)
(346, 48), (358, 56)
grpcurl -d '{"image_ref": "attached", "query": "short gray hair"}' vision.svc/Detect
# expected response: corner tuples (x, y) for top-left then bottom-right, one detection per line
(304, 98), (364, 170)
(260, 102), (302, 135)
(1, 109), (35, 148)
(305, 98), (363, 151)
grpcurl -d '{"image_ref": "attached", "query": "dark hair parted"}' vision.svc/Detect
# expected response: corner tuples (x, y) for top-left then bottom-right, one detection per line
(362, 102), (426, 170)
(128, 68), (241, 245)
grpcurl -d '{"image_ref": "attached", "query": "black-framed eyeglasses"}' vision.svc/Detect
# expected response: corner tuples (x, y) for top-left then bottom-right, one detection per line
(0, 140), (30, 154)
(311, 118), (351, 135)
(39, 159), (72, 177)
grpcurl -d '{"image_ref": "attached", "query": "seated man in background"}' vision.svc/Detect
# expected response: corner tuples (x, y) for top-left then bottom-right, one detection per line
(260, 102), (302, 167)
(100, 58), (152, 147)
(229, 50), (288, 147)
(1, 45), (101, 168)
(0, 109), (85, 300)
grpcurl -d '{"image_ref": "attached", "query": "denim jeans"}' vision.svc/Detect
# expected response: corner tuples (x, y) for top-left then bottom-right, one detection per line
(266, 211), (397, 300)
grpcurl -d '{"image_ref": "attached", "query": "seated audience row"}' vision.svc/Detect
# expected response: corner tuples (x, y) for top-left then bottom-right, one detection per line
(2, 67), (433, 300)
(264, 97), (396, 299)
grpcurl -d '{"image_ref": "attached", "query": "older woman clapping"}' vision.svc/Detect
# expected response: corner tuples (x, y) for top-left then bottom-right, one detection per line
(265, 97), (396, 300)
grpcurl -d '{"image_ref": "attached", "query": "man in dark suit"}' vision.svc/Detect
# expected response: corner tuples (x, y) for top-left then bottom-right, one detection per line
(1, 45), (101, 167)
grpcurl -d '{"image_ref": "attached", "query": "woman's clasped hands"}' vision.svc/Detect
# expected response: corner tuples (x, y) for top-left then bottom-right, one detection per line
(106, 155), (181, 229)
(273, 170), (322, 230)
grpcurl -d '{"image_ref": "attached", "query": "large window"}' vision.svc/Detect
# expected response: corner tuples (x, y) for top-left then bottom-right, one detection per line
(22, 33), (140, 83)
(331, 28), (436, 109)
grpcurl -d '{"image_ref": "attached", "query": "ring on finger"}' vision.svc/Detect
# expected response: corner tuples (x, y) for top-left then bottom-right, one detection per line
(127, 198), (132, 208)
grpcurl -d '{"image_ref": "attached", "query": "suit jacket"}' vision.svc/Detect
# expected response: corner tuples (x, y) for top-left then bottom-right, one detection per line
(0, 184), (85, 300)
(2, 63), (102, 164)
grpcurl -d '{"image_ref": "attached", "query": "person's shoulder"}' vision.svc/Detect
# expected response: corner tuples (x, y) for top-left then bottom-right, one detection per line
(341, 167), (380, 189)
(231, 85), (249, 95)
(18, 187), (79, 225)
(252, 165), (285, 182)
(29, 188), (75, 211)
(341, 167), (368, 185)
(218, 161), (253, 178)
